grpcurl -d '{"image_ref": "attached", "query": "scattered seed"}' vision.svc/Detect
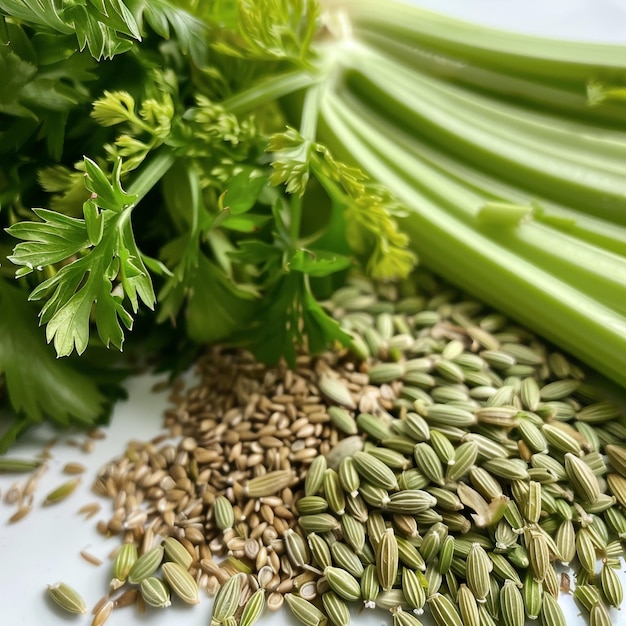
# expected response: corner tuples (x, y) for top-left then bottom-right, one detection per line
(47, 582), (87, 614)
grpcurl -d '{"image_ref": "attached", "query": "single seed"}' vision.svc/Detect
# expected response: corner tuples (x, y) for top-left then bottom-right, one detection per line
(139, 577), (171, 608)
(428, 592), (464, 626)
(214, 495), (235, 530)
(128, 545), (164, 584)
(375, 528), (398, 593)
(47, 582), (87, 614)
(113, 543), (138, 582)
(245, 470), (294, 497)
(284, 593), (327, 626)
(163, 537), (194, 569)
(240, 588), (265, 626)
(91, 600), (114, 626)
(80, 550), (103, 567)
(324, 566), (361, 601)
(213, 573), (244, 621)
(43, 478), (81, 506)
(63, 462), (86, 475)
(600, 561), (623, 608)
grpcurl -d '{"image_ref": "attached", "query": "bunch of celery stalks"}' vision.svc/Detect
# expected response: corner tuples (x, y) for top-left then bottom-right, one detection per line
(317, 0), (626, 389)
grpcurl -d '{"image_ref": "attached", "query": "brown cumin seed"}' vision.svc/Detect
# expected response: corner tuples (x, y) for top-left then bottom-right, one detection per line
(8, 505), (33, 524)
(80, 550), (103, 567)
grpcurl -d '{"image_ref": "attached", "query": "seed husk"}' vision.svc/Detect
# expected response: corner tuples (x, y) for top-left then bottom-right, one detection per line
(47, 582), (87, 614)
(128, 545), (164, 584)
(91, 599), (114, 626)
(140, 577), (171, 608)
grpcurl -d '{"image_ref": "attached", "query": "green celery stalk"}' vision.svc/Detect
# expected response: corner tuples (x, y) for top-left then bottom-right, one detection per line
(318, 91), (626, 385)
(321, 91), (626, 313)
(341, 48), (626, 223)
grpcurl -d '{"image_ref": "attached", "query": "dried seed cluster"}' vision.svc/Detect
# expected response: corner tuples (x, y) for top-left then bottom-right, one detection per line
(39, 274), (626, 626)
(91, 344), (392, 621)
(280, 278), (626, 626)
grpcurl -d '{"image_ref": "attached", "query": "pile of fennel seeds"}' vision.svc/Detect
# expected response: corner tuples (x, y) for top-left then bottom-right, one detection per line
(85, 274), (626, 626)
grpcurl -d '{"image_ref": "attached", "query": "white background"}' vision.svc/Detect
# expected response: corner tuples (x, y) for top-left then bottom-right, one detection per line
(2, 1), (626, 625)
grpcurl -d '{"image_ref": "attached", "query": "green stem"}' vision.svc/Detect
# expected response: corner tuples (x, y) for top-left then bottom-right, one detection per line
(222, 70), (321, 115)
(288, 82), (325, 242)
(127, 148), (177, 204)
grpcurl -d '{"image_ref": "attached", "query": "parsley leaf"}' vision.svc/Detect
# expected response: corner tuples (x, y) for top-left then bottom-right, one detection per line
(0, 279), (110, 451)
(7, 158), (156, 356)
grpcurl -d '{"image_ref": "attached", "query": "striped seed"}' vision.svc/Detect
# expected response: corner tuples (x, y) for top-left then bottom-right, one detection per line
(284, 593), (326, 626)
(352, 451), (398, 490)
(305, 456), (328, 496)
(322, 592), (351, 626)
(466, 543), (492, 602)
(540, 592), (566, 626)
(47, 582), (86, 614)
(128, 545), (164, 584)
(428, 593), (464, 626)
(240, 588), (265, 626)
(500, 579), (524, 626)
(139, 577), (171, 608)
(457, 584), (480, 626)
(213, 573), (244, 621)
(324, 566), (361, 601)
(375, 529), (398, 593)
(522, 570), (543, 620)
(600, 561), (623, 608)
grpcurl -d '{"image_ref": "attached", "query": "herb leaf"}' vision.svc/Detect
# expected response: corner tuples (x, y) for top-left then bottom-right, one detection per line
(0, 280), (110, 451)
(7, 158), (155, 356)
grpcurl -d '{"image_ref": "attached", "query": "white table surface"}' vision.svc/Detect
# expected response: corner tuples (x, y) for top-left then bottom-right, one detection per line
(2, 1), (626, 625)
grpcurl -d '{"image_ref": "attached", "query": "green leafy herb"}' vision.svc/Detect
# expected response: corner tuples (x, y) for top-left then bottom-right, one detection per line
(3, 0), (625, 446)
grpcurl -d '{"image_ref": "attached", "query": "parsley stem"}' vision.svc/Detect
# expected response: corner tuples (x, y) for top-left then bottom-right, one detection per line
(127, 149), (177, 204)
